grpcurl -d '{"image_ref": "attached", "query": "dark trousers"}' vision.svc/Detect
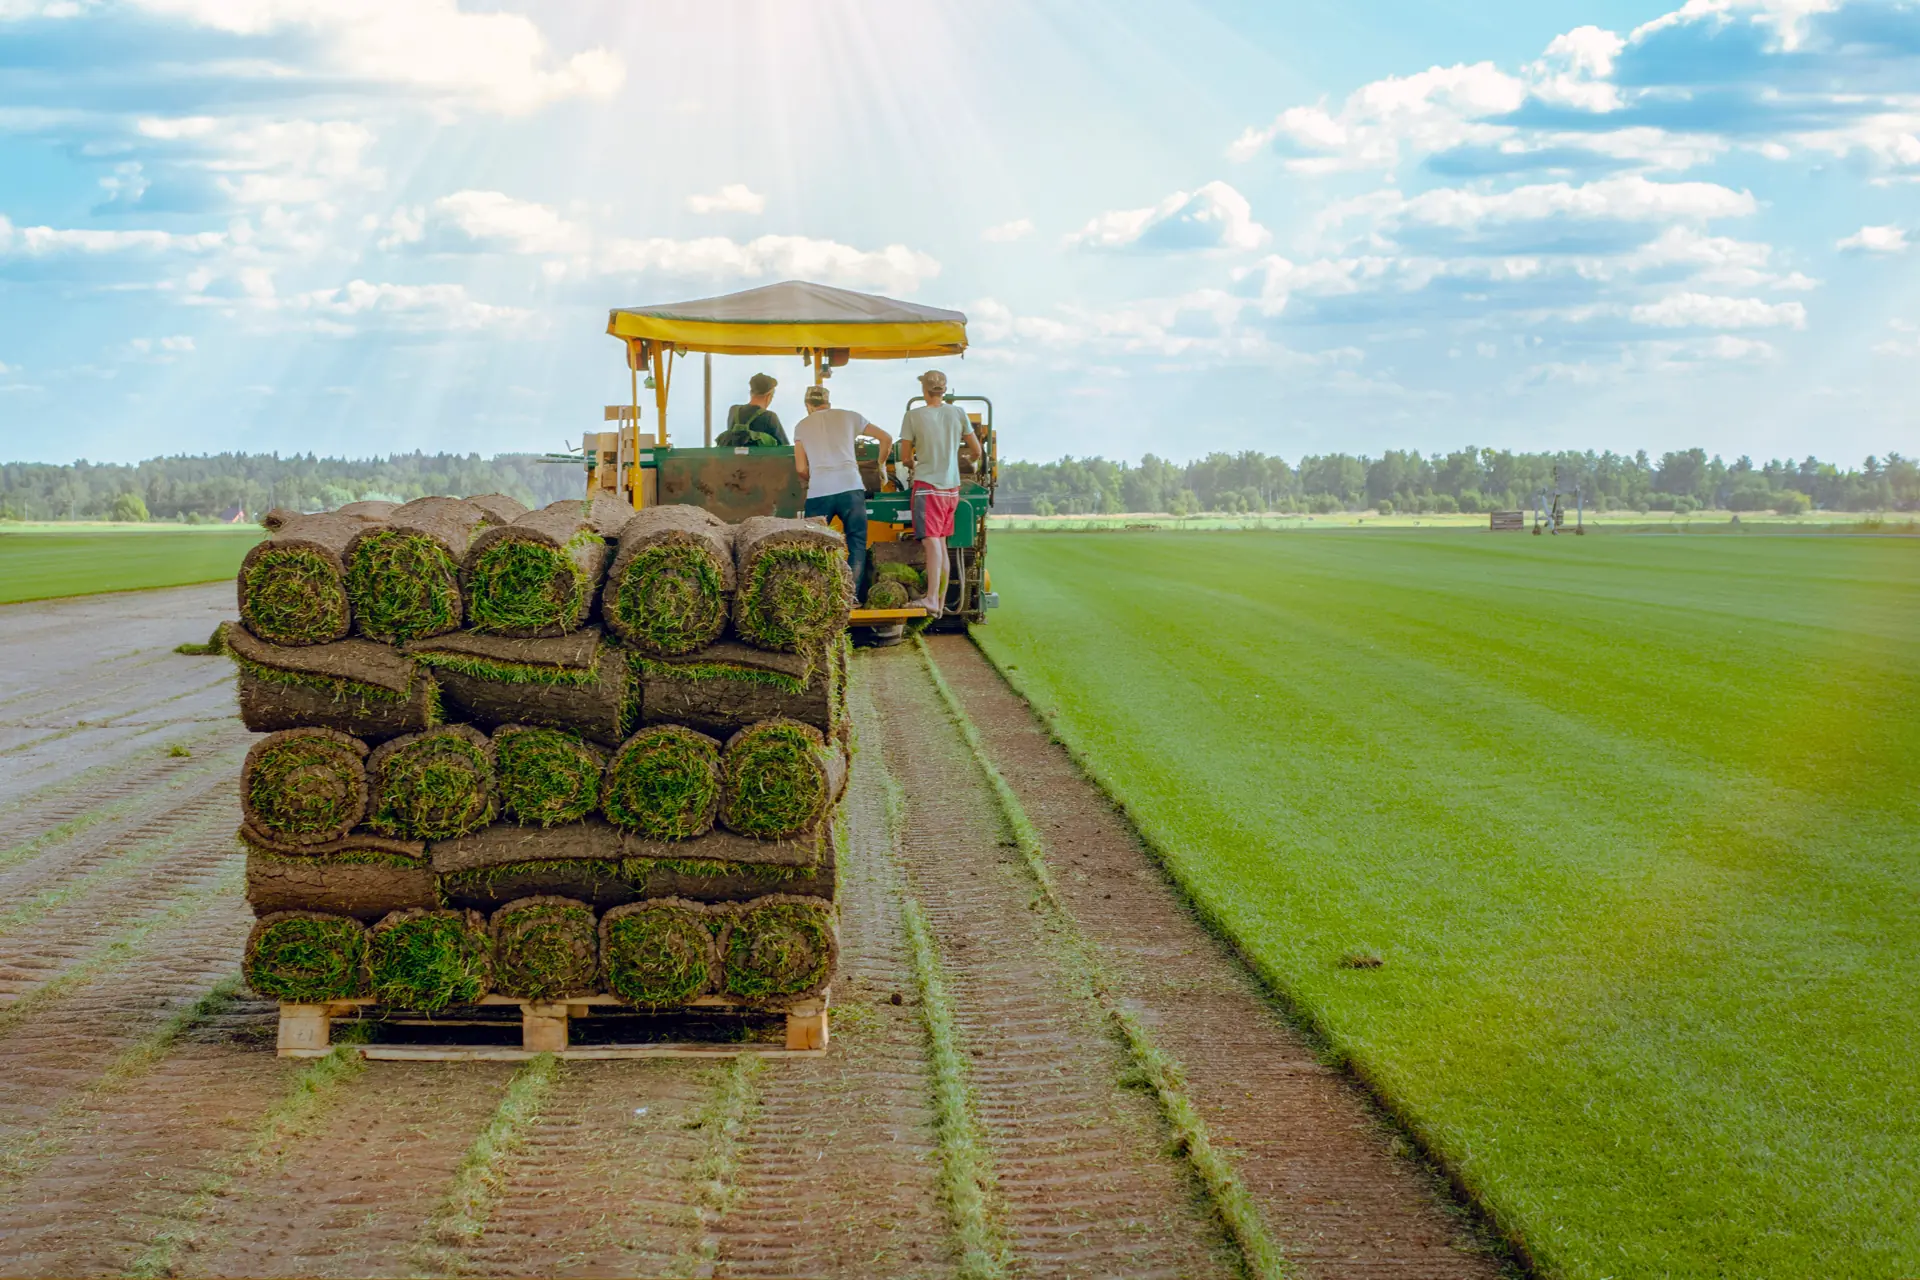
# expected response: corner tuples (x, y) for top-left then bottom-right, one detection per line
(804, 488), (869, 600)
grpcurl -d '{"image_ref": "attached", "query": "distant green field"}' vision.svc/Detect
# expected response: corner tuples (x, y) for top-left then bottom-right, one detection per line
(0, 527), (261, 604)
(975, 531), (1919, 1279)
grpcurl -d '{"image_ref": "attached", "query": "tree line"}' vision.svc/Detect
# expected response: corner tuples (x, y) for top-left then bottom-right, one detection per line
(999, 448), (1920, 517)
(0, 452), (584, 523)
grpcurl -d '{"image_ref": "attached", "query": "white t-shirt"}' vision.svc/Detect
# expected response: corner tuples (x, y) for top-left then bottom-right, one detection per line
(794, 408), (870, 498)
(900, 403), (970, 491)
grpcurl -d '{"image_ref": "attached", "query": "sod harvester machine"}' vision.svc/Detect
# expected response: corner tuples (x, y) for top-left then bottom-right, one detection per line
(582, 280), (999, 629)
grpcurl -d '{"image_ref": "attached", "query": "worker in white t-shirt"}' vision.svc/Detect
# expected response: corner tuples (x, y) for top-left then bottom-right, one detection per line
(793, 384), (892, 601)
(898, 370), (981, 617)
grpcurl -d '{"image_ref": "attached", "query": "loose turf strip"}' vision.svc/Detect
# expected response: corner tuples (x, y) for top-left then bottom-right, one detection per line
(368, 908), (491, 1011)
(237, 510), (380, 646)
(464, 502), (613, 637)
(240, 728), (369, 849)
(672, 1054), (768, 1276)
(718, 719), (845, 839)
(490, 896), (599, 1001)
(494, 725), (605, 827)
(224, 623), (435, 742)
(600, 898), (718, 1005)
(717, 894), (837, 1002)
(243, 911), (370, 1002)
(918, 636), (1287, 1280)
(414, 1053), (560, 1271)
(366, 725), (496, 840)
(606, 504), (735, 655)
(602, 724), (721, 841)
(731, 516), (853, 652)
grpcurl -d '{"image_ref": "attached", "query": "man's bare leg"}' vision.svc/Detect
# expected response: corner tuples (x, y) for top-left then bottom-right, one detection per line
(916, 535), (947, 615)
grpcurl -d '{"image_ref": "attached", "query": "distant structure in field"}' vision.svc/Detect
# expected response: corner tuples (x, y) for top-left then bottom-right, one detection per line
(217, 504), (248, 524)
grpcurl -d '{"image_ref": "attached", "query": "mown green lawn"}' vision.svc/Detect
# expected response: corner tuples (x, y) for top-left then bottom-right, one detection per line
(0, 528), (261, 604)
(974, 530), (1919, 1279)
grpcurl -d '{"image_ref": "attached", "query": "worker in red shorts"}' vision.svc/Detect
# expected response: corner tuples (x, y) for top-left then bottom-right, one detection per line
(897, 369), (981, 617)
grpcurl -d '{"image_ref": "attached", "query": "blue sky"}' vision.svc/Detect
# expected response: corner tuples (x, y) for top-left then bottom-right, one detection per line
(0, 0), (1915, 467)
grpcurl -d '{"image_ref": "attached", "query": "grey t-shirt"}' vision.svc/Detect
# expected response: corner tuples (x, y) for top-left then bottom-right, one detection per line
(900, 403), (970, 490)
(794, 408), (870, 498)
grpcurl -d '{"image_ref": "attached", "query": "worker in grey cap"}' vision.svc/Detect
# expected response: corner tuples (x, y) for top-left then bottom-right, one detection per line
(718, 372), (788, 446)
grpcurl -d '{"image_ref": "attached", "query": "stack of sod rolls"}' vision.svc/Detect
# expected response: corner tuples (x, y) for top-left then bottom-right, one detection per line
(231, 498), (851, 1018)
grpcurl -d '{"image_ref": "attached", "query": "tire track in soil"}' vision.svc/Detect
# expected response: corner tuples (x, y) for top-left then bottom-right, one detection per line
(456, 1062), (713, 1278)
(866, 645), (1238, 1280)
(178, 1064), (518, 1280)
(929, 634), (1513, 1280)
(710, 665), (950, 1280)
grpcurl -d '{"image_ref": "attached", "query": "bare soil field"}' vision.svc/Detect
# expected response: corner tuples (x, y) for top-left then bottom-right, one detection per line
(0, 584), (1507, 1278)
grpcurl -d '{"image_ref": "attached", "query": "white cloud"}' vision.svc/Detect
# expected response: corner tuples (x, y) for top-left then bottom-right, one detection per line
(0, 214), (226, 255)
(1527, 26), (1626, 111)
(1628, 0), (1841, 53)
(125, 0), (623, 113)
(1229, 62), (1527, 172)
(981, 218), (1035, 243)
(1066, 181), (1268, 253)
(1836, 225), (1909, 254)
(280, 280), (532, 333)
(419, 189), (587, 255)
(1630, 292), (1807, 329)
(133, 116), (380, 206)
(685, 184), (766, 215)
(595, 234), (940, 294)
(1393, 175), (1754, 233)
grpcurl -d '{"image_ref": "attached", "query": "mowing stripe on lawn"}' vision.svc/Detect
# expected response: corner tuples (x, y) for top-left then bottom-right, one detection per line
(414, 1053), (561, 1274)
(915, 636), (1288, 1280)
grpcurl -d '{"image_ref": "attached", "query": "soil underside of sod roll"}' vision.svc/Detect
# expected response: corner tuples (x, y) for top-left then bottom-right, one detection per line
(369, 908), (492, 1012)
(464, 504), (612, 637)
(345, 501), (489, 644)
(238, 511), (378, 647)
(244, 846), (439, 922)
(629, 821), (837, 904)
(600, 899), (718, 1006)
(636, 639), (836, 740)
(731, 516), (853, 652)
(492, 724), (606, 827)
(406, 628), (630, 746)
(602, 725), (721, 841)
(366, 725), (496, 841)
(224, 623), (436, 742)
(719, 894), (837, 1002)
(490, 896), (600, 1001)
(719, 719), (847, 840)
(605, 505), (735, 655)
(240, 727), (369, 851)
(244, 911), (370, 1002)
(463, 492), (529, 525)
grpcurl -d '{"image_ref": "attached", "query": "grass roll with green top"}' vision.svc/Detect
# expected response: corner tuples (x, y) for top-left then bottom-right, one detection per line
(244, 911), (370, 1002)
(345, 497), (493, 644)
(602, 725), (721, 841)
(732, 516), (854, 652)
(463, 500), (618, 637)
(605, 505), (735, 655)
(366, 725), (496, 841)
(719, 719), (846, 840)
(238, 510), (384, 646)
(225, 623), (437, 742)
(494, 725), (605, 827)
(241, 727), (369, 851)
(600, 898), (718, 1006)
(865, 578), (911, 610)
(874, 561), (926, 592)
(368, 908), (491, 1012)
(490, 896), (599, 1001)
(719, 894), (837, 1001)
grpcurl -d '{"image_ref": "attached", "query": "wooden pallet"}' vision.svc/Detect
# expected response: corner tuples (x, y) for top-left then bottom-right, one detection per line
(276, 991), (829, 1061)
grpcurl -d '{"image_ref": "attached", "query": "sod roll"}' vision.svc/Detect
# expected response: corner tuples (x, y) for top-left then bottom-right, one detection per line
(490, 896), (599, 1001)
(366, 725), (496, 841)
(629, 820), (838, 904)
(865, 578), (910, 610)
(600, 898), (718, 1006)
(464, 501), (613, 637)
(636, 639), (835, 742)
(241, 727), (369, 851)
(406, 627), (631, 747)
(601, 725), (721, 841)
(718, 894), (837, 1002)
(345, 497), (489, 644)
(244, 845), (438, 922)
(465, 492), (529, 525)
(337, 500), (400, 521)
(873, 561), (926, 593)
(244, 911), (370, 1002)
(432, 818), (635, 910)
(718, 719), (847, 840)
(225, 622), (436, 742)
(238, 510), (381, 647)
(493, 724), (606, 827)
(604, 505), (736, 656)
(369, 908), (492, 1012)
(731, 516), (854, 652)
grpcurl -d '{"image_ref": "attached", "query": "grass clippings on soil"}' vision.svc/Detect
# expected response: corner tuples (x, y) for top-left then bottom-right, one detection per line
(415, 1052), (559, 1271)
(601, 725), (721, 841)
(494, 725), (605, 827)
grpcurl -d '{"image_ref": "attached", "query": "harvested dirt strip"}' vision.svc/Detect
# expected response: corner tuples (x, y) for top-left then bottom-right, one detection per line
(710, 669), (950, 1279)
(865, 644), (1239, 1280)
(924, 634), (1514, 1279)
